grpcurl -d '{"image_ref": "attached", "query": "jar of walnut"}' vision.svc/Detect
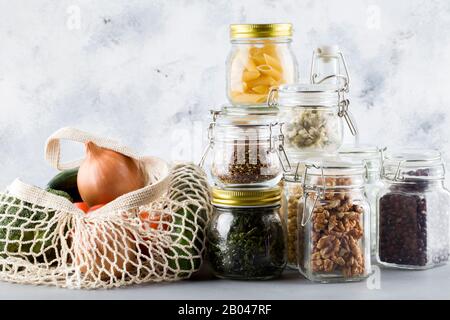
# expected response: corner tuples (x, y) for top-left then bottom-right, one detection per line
(298, 158), (371, 283)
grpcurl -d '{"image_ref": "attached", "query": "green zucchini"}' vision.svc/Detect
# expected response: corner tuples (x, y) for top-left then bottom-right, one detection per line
(46, 168), (82, 202)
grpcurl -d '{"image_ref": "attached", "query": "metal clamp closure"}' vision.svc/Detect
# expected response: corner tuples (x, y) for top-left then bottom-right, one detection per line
(301, 163), (325, 227)
(267, 87), (279, 108)
(338, 90), (358, 137)
(310, 48), (350, 92)
(269, 122), (291, 173)
(198, 110), (219, 168)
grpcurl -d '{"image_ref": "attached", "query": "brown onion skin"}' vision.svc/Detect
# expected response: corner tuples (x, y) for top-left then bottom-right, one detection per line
(77, 141), (146, 207)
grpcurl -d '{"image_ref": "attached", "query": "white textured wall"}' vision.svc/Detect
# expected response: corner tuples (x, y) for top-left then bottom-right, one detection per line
(1, 0), (450, 188)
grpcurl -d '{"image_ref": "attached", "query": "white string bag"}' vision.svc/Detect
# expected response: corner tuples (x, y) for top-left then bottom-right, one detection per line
(0, 127), (211, 289)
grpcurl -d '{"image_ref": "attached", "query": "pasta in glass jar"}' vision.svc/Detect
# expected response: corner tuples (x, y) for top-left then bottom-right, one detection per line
(227, 23), (298, 105)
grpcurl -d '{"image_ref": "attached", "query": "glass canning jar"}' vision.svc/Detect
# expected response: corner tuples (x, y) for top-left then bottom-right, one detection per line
(207, 187), (287, 280)
(227, 23), (298, 105)
(268, 83), (357, 159)
(296, 158), (371, 283)
(377, 149), (450, 269)
(339, 145), (382, 258)
(201, 106), (290, 188)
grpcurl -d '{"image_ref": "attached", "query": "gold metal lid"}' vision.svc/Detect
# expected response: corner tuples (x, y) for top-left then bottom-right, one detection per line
(212, 187), (281, 207)
(230, 23), (293, 39)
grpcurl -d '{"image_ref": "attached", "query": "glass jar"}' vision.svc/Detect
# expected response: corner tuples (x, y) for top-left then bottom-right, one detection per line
(282, 171), (304, 269)
(227, 23), (298, 105)
(207, 187), (287, 280)
(377, 149), (450, 269)
(296, 158), (371, 283)
(269, 83), (357, 159)
(201, 106), (290, 188)
(339, 145), (382, 258)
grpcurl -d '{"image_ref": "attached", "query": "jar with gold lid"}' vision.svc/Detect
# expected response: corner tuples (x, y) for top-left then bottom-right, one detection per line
(227, 23), (298, 105)
(207, 187), (287, 280)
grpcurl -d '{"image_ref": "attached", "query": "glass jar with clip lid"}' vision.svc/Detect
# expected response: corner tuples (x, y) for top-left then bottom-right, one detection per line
(267, 82), (357, 158)
(293, 157), (371, 283)
(199, 106), (291, 188)
(377, 149), (450, 269)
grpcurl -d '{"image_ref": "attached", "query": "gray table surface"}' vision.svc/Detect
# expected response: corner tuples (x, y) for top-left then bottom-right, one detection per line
(0, 264), (449, 300)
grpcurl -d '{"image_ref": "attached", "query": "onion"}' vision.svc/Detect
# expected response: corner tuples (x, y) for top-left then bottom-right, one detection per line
(77, 141), (146, 207)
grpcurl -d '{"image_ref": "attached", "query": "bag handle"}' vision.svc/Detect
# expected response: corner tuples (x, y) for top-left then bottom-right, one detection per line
(45, 127), (143, 171)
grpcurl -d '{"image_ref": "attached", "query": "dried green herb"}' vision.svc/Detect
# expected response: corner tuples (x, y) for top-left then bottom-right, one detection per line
(207, 206), (286, 280)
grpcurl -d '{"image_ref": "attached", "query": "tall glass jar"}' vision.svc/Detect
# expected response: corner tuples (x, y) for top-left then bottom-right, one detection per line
(339, 145), (382, 258)
(207, 187), (287, 280)
(268, 84), (357, 159)
(377, 149), (450, 269)
(227, 23), (298, 105)
(201, 106), (290, 188)
(296, 158), (371, 283)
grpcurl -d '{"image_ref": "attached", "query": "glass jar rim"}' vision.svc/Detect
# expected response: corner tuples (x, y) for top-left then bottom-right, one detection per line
(211, 106), (281, 141)
(339, 144), (381, 172)
(273, 83), (339, 107)
(381, 148), (445, 181)
(283, 157), (366, 184)
(383, 148), (441, 163)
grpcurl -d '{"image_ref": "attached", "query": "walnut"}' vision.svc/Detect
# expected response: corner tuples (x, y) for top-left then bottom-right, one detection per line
(307, 176), (367, 279)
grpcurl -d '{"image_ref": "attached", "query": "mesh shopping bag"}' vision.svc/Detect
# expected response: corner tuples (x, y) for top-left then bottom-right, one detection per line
(0, 127), (211, 289)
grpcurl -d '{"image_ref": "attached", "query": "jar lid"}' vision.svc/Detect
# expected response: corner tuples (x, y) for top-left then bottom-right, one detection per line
(382, 148), (445, 181)
(303, 157), (366, 176)
(284, 156), (366, 184)
(339, 144), (381, 173)
(270, 83), (339, 107)
(212, 106), (279, 130)
(212, 187), (281, 207)
(230, 23), (293, 39)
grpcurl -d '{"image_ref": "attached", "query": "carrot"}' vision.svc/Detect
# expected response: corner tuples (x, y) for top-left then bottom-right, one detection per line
(74, 202), (90, 213)
(88, 204), (105, 212)
(139, 211), (171, 231)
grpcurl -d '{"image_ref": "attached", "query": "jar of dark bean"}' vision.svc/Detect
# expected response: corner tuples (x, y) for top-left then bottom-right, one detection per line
(377, 149), (450, 269)
(207, 187), (287, 280)
(201, 106), (290, 188)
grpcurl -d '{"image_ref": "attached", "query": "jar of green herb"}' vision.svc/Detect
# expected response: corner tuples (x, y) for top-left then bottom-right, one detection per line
(207, 187), (287, 280)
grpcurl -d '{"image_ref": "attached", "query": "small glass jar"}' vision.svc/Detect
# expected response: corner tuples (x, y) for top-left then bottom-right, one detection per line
(227, 23), (298, 105)
(377, 149), (450, 269)
(296, 158), (371, 283)
(269, 83), (357, 159)
(201, 106), (290, 188)
(339, 145), (382, 258)
(207, 187), (287, 280)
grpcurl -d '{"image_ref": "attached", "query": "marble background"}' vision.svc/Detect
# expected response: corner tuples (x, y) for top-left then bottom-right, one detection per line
(0, 0), (449, 188)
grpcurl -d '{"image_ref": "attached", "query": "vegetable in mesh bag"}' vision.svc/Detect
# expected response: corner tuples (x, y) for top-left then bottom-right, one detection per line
(166, 164), (211, 275)
(0, 190), (72, 263)
(70, 163), (211, 285)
